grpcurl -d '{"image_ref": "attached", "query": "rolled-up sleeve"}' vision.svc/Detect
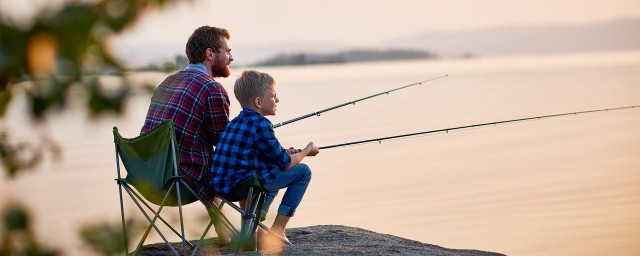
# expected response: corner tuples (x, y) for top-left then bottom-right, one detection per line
(255, 122), (291, 170)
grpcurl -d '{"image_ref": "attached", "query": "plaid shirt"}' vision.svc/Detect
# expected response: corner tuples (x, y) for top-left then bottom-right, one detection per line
(210, 108), (291, 195)
(141, 66), (230, 203)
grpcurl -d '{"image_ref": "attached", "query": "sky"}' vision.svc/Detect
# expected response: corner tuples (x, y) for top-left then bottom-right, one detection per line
(114, 0), (640, 47)
(2, 0), (640, 64)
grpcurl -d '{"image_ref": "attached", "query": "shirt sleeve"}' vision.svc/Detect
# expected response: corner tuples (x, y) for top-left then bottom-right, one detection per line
(255, 120), (291, 170)
(204, 83), (230, 146)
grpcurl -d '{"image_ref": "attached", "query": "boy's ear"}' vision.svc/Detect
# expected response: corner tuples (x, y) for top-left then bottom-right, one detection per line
(254, 96), (262, 108)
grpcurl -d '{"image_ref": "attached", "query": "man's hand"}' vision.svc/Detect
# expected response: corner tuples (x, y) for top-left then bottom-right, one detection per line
(304, 142), (319, 156)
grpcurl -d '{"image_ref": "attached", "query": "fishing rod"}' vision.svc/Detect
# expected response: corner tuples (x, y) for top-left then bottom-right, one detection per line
(272, 74), (449, 128)
(319, 105), (639, 150)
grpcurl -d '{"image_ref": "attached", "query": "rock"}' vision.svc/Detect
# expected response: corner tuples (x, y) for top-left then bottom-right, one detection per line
(137, 225), (504, 256)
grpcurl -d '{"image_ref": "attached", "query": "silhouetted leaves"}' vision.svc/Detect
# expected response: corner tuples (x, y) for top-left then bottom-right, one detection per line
(0, 0), (181, 173)
(0, 0), (184, 254)
(0, 204), (59, 255)
(79, 219), (144, 256)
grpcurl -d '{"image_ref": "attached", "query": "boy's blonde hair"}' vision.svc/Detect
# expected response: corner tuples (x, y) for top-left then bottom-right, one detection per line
(234, 70), (275, 107)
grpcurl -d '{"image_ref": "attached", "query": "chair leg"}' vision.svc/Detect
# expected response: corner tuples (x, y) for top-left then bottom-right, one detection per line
(124, 184), (180, 256)
(190, 220), (214, 256)
(238, 187), (257, 252)
(115, 148), (129, 254)
(117, 182), (129, 254)
(175, 180), (243, 256)
(214, 197), (246, 238)
(179, 180), (239, 238)
(247, 192), (262, 237)
(126, 184), (194, 248)
(176, 182), (187, 256)
(208, 201), (239, 238)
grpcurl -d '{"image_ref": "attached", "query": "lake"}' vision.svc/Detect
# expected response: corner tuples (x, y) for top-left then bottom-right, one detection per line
(1, 50), (639, 255)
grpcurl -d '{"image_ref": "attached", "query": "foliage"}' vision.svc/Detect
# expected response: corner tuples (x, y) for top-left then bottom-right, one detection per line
(0, 0), (179, 174)
(0, 0), (185, 255)
(79, 219), (144, 256)
(0, 204), (58, 256)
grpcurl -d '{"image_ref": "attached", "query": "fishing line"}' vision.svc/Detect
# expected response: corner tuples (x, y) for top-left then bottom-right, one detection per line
(272, 74), (449, 128)
(318, 105), (640, 150)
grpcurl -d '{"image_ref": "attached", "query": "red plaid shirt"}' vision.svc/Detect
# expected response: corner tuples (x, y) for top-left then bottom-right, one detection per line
(141, 68), (230, 204)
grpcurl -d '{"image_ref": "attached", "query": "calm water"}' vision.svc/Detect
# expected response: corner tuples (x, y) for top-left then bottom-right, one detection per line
(2, 50), (640, 255)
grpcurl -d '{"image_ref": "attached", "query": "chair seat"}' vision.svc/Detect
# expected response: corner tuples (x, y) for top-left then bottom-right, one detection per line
(220, 173), (264, 202)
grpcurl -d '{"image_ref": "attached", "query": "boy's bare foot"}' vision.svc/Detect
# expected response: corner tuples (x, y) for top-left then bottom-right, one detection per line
(257, 229), (290, 251)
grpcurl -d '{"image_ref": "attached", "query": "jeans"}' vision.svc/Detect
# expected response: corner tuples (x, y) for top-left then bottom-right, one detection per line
(261, 163), (312, 217)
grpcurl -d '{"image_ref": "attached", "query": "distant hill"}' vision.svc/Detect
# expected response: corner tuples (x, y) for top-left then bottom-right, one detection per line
(388, 19), (640, 57)
(115, 18), (640, 67)
(253, 49), (436, 66)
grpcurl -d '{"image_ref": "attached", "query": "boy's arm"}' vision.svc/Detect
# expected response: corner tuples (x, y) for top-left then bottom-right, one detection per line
(286, 142), (319, 170)
(286, 147), (301, 154)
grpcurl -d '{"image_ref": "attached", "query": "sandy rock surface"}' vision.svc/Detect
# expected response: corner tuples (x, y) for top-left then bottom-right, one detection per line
(137, 225), (504, 256)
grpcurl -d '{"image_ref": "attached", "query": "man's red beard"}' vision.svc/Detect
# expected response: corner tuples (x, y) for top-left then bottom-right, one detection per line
(212, 61), (231, 78)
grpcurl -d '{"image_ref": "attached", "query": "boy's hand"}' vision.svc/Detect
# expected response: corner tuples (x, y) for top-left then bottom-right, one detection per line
(287, 147), (302, 154)
(304, 142), (319, 156)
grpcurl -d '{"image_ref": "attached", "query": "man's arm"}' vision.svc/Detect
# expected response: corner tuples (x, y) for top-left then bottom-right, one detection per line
(204, 85), (230, 145)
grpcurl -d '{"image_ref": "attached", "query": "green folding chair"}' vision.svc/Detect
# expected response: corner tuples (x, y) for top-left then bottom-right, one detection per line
(113, 120), (289, 255)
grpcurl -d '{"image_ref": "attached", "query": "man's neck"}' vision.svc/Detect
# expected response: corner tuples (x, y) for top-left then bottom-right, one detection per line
(186, 63), (212, 78)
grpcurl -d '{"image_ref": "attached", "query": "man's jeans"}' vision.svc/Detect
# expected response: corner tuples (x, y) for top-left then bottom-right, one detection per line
(261, 163), (312, 217)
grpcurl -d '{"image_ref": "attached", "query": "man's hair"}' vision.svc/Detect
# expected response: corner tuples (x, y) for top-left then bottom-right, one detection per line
(185, 26), (230, 64)
(234, 70), (275, 107)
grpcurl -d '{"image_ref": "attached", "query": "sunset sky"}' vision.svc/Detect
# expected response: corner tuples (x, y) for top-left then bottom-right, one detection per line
(2, 0), (639, 44)
(2, 0), (640, 64)
(129, 1), (640, 44)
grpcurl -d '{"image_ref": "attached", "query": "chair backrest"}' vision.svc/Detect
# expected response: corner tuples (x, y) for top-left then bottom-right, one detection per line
(113, 120), (197, 206)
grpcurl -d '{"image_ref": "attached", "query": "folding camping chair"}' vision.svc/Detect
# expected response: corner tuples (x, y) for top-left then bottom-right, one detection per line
(113, 120), (289, 255)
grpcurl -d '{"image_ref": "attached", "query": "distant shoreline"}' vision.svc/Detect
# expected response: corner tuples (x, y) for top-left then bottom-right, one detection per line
(252, 49), (439, 67)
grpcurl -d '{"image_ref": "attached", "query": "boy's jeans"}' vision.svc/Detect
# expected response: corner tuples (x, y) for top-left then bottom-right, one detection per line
(261, 163), (312, 217)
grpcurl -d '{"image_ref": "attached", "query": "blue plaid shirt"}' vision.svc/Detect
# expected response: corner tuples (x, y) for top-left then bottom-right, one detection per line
(210, 108), (291, 195)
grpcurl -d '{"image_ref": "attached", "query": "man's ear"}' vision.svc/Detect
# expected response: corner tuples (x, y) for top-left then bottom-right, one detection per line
(205, 48), (215, 61)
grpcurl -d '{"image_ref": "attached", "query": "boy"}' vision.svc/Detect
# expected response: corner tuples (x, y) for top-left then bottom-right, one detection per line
(210, 70), (319, 245)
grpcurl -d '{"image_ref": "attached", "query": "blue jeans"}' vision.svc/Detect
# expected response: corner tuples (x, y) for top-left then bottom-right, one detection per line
(261, 163), (312, 217)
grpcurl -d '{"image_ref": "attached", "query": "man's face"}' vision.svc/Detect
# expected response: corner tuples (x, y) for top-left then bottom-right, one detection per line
(211, 37), (233, 78)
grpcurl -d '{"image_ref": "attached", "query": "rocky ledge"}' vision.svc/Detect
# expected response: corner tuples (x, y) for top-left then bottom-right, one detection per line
(138, 225), (504, 256)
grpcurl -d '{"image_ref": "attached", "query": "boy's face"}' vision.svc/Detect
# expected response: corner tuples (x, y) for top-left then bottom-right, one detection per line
(258, 83), (279, 116)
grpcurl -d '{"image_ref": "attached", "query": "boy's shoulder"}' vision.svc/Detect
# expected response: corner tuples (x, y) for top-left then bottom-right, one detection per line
(230, 109), (273, 131)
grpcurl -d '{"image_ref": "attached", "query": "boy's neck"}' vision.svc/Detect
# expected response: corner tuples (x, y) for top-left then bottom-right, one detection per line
(244, 106), (266, 116)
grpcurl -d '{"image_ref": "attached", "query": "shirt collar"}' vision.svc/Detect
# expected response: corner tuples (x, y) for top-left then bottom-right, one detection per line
(185, 63), (211, 77)
(241, 108), (261, 117)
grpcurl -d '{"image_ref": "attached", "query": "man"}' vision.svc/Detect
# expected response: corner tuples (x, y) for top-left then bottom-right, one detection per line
(140, 26), (234, 244)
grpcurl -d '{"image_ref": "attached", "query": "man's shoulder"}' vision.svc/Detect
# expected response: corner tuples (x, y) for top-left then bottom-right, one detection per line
(165, 70), (225, 92)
